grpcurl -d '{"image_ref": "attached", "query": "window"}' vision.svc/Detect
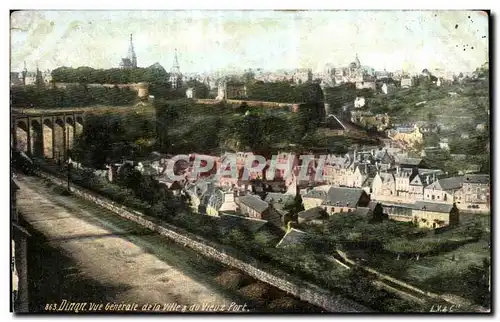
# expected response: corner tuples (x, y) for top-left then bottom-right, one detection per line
(348, 209), (351, 213)
(340, 208), (343, 213)
(444, 194), (447, 201)
(437, 195), (440, 200)
(432, 195), (435, 200)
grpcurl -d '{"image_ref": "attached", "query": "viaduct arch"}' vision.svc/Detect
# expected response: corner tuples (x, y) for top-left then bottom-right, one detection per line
(11, 111), (85, 162)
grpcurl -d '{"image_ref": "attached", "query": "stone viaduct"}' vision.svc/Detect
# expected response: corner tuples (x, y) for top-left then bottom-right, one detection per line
(11, 110), (85, 162)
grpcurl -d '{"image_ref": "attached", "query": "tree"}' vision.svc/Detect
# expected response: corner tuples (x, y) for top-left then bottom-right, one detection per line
(371, 203), (385, 223)
(283, 193), (305, 217)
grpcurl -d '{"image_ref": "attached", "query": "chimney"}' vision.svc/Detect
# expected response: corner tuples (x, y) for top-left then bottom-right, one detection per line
(426, 175), (430, 185)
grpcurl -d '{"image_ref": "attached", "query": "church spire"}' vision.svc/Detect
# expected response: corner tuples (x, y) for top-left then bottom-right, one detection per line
(169, 49), (182, 88)
(171, 48), (180, 73)
(127, 34), (137, 68)
(355, 53), (361, 68)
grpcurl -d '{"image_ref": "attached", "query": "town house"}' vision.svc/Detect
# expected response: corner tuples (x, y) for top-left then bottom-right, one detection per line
(456, 174), (490, 212)
(387, 124), (424, 147)
(302, 186), (370, 215)
(235, 194), (281, 225)
(371, 172), (396, 201)
(206, 189), (238, 217)
(183, 179), (216, 214)
(423, 176), (463, 204)
(369, 201), (414, 223)
(412, 201), (460, 229)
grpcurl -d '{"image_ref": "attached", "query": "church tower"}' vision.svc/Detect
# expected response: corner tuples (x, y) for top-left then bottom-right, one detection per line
(21, 61), (27, 85)
(35, 61), (43, 87)
(169, 49), (182, 88)
(355, 53), (361, 69)
(120, 34), (137, 69)
(128, 34), (137, 68)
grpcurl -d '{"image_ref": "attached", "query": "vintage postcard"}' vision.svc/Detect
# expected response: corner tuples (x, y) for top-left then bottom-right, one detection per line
(10, 10), (491, 314)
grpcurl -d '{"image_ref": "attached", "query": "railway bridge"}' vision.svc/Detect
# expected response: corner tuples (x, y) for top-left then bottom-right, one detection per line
(11, 109), (85, 162)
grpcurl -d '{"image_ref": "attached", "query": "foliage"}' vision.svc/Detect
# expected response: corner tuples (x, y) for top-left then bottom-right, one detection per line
(283, 194), (305, 216)
(152, 99), (327, 155)
(244, 81), (325, 103)
(11, 84), (137, 108)
(371, 202), (385, 223)
(51, 66), (170, 85)
(72, 112), (156, 168)
(423, 261), (490, 308)
(185, 79), (210, 99)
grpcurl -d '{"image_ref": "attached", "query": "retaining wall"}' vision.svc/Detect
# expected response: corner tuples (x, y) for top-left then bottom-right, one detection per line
(38, 171), (371, 313)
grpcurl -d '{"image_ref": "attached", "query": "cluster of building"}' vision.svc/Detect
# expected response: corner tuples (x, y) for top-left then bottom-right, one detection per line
(104, 140), (489, 237)
(10, 62), (52, 87)
(118, 34), (183, 89)
(252, 68), (313, 84)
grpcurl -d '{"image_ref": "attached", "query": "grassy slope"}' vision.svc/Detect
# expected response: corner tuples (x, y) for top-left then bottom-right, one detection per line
(364, 213), (490, 305)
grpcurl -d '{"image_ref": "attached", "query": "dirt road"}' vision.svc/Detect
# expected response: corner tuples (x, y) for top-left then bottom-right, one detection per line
(17, 175), (245, 313)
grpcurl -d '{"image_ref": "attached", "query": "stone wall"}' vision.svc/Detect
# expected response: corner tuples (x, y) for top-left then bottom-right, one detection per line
(194, 98), (299, 110)
(38, 171), (371, 313)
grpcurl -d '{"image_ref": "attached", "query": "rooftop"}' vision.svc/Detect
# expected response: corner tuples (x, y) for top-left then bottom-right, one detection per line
(264, 193), (294, 215)
(463, 174), (490, 185)
(302, 189), (328, 199)
(414, 201), (454, 214)
(237, 194), (269, 213)
(426, 176), (463, 191)
(218, 213), (268, 233)
(397, 157), (423, 166)
(323, 186), (366, 207)
(276, 228), (307, 248)
(298, 206), (326, 221)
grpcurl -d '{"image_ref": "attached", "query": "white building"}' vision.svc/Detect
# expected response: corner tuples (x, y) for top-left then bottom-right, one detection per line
(354, 97), (366, 108)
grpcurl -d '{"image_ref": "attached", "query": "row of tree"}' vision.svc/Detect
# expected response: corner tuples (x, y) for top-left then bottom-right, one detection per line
(154, 99), (328, 155)
(11, 85), (137, 108)
(69, 98), (336, 169)
(72, 112), (156, 168)
(11, 83), (212, 109)
(245, 82), (325, 103)
(51, 66), (171, 85)
(50, 67), (211, 99)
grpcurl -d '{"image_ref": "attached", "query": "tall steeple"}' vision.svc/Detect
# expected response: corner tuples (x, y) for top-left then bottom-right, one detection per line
(22, 61), (27, 85)
(355, 53), (361, 68)
(127, 34), (137, 68)
(170, 49), (182, 88)
(171, 49), (180, 74)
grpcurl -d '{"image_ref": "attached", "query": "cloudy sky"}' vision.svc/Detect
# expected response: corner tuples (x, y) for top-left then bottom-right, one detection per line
(10, 10), (489, 74)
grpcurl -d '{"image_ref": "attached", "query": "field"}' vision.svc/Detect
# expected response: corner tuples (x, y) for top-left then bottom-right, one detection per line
(359, 213), (490, 307)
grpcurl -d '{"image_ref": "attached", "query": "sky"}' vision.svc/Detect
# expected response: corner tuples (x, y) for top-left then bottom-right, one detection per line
(10, 10), (489, 74)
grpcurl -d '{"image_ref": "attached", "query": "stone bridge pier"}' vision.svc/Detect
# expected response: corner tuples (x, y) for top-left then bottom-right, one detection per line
(12, 112), (85, 162)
